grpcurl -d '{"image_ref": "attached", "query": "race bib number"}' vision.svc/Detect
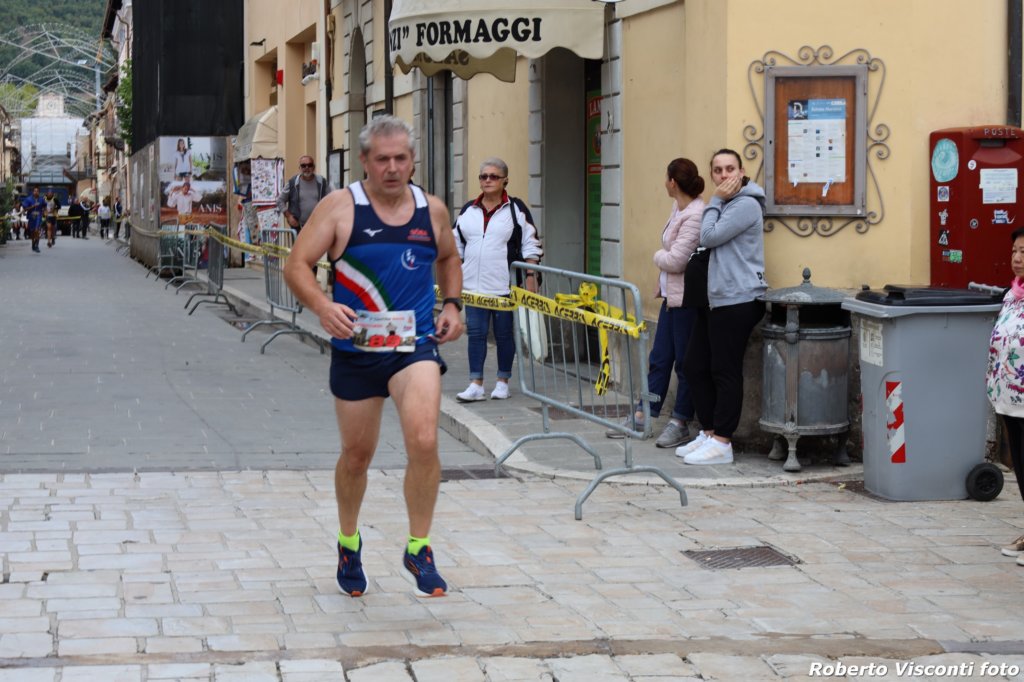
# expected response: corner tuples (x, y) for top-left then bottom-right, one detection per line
(351, 310), (416, 353)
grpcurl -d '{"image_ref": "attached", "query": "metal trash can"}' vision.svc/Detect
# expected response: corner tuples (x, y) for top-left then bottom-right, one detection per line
(842, 285), (1004, 501)
(760, 268), (851, 472)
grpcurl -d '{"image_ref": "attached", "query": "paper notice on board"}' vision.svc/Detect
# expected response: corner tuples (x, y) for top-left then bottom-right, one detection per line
(980, 168), (1018, 204)
(788, 99), (847, 185)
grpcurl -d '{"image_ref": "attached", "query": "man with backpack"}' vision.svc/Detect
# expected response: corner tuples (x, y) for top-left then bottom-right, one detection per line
(277, 155), (334, 233)
(453, 158), (542, 402)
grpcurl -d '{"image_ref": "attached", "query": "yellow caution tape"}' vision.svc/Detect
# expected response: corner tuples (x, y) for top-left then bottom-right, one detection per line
(433, 282), (644, 396)
(511, 285), (644, 338)
(203, 227), (331, 269)
(431, 286), (515, 311)
(204, 228), (263, 255)
(514, 283), (645, 396)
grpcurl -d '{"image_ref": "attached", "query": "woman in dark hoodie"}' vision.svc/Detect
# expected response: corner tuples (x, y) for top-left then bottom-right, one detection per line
(677, 148), (767, 466)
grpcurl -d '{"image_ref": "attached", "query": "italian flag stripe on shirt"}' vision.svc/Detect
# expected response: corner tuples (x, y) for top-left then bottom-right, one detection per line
(336, 255), (392, 311)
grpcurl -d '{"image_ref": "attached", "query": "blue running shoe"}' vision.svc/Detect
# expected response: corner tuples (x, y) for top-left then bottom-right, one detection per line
(402, 545), (447, 597)
(336, 541), (367, 597)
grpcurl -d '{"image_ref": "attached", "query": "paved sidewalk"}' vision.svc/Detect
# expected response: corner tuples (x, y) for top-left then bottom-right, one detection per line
(2, 238), (1024, 681)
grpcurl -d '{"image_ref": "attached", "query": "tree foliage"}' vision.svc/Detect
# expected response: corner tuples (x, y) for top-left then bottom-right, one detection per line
(115, 60), (132, 152)
(0, 83), (40, 120)
(0, 178), (15, 215)
(0, 1), (107, 96)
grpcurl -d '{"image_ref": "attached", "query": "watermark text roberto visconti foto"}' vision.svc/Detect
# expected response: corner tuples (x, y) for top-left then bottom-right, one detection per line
(809, 661), (1020, 677)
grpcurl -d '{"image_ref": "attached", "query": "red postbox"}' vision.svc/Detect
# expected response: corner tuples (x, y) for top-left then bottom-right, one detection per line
(929, 126), (1024, 288)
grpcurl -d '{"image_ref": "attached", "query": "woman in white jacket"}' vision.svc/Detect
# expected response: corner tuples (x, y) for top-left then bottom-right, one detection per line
(454, 158), (542, 402)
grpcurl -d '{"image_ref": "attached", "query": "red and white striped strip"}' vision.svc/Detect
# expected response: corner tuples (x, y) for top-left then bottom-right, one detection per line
(885, 380), (906, 464)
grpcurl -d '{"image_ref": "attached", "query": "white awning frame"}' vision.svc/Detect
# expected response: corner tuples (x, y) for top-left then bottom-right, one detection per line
(389, 1), (607, 82)
(233, 106), (280, 162)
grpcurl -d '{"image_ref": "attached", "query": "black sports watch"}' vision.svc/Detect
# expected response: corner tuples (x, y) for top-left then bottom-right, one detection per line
(442, 297), (463, 312)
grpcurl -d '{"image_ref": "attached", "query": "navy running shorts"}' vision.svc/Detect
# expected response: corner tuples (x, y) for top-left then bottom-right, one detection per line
(330, 343), (447, 400)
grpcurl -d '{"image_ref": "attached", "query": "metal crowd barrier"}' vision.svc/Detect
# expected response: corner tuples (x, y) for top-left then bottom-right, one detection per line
(165, 225), (206, 293)
(146, 223), (183, 280)
(113, 217), (131, 256)
(186, 225), (238, 316)
(493, 262), (687, 519)
(241, 227), (326, 354)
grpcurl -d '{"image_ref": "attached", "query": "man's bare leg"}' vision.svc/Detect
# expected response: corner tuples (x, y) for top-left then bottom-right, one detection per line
(333, 396), (385, 535)
(388, 360), (442, 538)
(388, 359), (447, 596)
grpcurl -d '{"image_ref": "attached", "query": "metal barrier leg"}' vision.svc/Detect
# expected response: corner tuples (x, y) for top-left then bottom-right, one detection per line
(493, 262), (690, 519)
(574, 439), (687, 520)
(172, 278), (205, 294)
(494, 433), (602, 474)
(187, 293), (239, 316)
(184, 290), (206, 309)
(574, 467), (688, 520)
(259, 328), (326, 355)
(240, 319), (282, 342)
(185, 227), (238, 315)
(243, 230), (325, 354)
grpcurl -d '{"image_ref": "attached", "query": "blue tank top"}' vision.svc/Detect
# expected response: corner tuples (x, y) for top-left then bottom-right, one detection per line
(331, 181), (438, 352)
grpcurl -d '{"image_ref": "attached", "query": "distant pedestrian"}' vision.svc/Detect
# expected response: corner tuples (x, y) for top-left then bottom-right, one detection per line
(43, 191), (59, 248)
(68, 197), (83, 238)
(277, 155), (333, 234)
(986, 226), (1024, 565)
(113, 196), (125, 239)
(9, 206), (23, 240)
(21, 187), (45, 253)
(77, 196), (93, 239)
(453, 157), (542, 403)
(97, 200), (112, 239)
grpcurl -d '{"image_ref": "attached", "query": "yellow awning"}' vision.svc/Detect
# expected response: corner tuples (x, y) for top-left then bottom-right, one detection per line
(389, 1), (606, 83)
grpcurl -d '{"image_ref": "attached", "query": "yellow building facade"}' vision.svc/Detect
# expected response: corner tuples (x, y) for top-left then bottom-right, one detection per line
(244, 0), (1022, 319)
(239, 0), (1022, 447)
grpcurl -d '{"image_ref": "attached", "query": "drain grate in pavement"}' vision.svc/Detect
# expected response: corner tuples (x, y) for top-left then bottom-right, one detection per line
(683, 545), (800, 570)
(440, 466), (513, 481)
(528, 403), (634, 421)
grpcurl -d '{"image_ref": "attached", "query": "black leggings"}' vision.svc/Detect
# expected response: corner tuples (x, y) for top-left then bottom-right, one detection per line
(999, 415), (1024, 503)
(683, 300), (765, 439)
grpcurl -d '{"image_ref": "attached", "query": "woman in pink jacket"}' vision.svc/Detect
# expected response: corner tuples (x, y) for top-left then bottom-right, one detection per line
(608, 158), (706, 448)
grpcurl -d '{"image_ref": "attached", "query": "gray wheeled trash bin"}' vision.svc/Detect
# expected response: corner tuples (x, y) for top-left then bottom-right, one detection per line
(842, 286), (1004, 501)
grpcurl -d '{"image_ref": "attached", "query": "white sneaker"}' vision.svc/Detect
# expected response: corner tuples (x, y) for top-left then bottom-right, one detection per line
(490, 382), (510, 400)
(1001, 534), (1024, 557)
(684, 439), (734, 465)
(675, 431), (710, 458)
(456, 383), (486, 402)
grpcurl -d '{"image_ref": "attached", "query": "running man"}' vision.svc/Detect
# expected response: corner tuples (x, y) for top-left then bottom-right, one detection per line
(284, 115), (464, 598)
(21, 187), (46, 253)
(43, 191), (59, 248)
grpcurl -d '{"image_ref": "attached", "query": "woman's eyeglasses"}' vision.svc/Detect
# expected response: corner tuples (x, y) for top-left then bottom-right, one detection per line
(478, 173), (505, 181)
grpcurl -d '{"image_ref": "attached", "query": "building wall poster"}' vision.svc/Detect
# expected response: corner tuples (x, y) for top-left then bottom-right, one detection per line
(158, 136), (228, 226)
